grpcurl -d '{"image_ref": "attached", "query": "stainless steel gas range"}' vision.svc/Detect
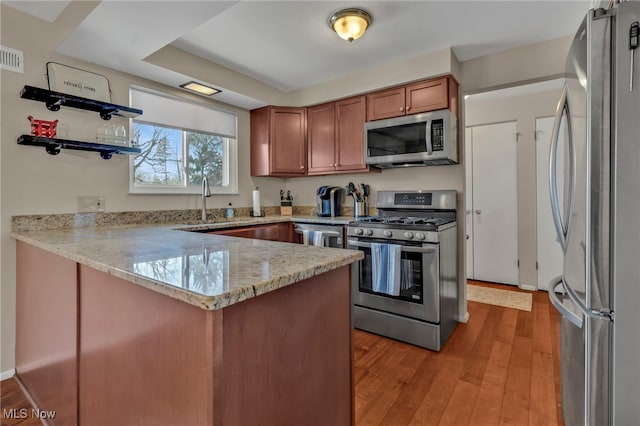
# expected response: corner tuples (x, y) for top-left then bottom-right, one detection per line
(347, 190), (458, 351)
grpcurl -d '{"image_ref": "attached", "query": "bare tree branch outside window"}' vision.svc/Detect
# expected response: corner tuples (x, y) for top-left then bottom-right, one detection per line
(132, 123), (226, 189)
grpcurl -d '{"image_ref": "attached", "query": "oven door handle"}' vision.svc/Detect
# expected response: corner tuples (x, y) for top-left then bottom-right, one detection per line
(347, 240), (437, 254)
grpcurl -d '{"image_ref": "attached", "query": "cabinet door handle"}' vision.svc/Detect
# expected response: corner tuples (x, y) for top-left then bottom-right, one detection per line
(300, 166), (304, 170)
(400, 107), (404, 112)
(475, 209), (482, 214)
(406, 106), (411, 111)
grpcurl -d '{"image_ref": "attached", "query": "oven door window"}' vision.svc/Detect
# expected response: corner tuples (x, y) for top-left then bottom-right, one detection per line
(358, 241), (423, 303)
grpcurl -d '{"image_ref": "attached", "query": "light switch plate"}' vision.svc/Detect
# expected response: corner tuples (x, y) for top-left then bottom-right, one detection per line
(77, 195), (105, 212)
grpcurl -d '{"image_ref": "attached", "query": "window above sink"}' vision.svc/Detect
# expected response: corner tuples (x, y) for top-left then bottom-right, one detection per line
(128, 86), (238, 195)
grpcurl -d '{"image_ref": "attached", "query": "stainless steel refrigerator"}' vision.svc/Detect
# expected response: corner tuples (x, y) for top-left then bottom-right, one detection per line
(548, 2), (640, 425)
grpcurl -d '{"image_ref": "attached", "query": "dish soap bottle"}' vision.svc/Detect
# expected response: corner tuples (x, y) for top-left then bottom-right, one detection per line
(225, 202), (235, 219)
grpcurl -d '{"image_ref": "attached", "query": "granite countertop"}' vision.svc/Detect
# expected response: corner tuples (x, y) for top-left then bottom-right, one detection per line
(11, 217), (363, 311)
(290, 215), (355, 225)
(176, 215), (357, 232)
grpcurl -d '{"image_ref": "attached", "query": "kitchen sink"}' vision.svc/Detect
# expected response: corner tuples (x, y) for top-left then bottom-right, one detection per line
(179, 219), (231, 226)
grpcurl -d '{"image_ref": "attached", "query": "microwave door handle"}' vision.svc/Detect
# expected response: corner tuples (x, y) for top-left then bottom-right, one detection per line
(425, 120), (433, 155)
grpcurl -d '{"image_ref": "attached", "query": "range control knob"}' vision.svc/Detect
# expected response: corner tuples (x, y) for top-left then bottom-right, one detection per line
(383, 230), (393, 238)
(403, 231), (414, 239)
(365, 229), (374, 236)
(355, 228), (364, 236)
(415, 232), (426, 240)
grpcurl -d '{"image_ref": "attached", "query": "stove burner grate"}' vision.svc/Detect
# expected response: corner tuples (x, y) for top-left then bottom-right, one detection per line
(359, 216), (452, 226)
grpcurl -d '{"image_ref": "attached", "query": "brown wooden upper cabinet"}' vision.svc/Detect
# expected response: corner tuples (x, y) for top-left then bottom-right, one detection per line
(251, 75), (458, 177)
(251, 106), (307, 177)
(366, 76), (458, 121)
(307, 95), (371, 175)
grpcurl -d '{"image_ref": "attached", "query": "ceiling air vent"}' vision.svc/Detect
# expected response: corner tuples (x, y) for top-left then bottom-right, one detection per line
(0, 45), (24, 73)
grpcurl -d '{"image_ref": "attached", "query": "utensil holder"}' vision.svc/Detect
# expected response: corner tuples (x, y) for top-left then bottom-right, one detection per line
(354, 201), (368, 217)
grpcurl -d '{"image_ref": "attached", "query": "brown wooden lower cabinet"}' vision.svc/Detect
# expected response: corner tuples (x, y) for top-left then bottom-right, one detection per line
(208, 221), (293, 242)
(15, 241), (352, 426)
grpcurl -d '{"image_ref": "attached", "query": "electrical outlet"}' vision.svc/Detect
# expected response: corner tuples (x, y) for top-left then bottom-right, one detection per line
(77, 196), (105, 212)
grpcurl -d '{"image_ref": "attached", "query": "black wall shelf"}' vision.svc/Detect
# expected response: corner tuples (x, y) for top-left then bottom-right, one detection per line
(18, 135), (141, 160)
(20, 85), (142, 120)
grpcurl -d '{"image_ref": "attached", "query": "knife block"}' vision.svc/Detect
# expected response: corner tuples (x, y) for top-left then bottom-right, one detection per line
(280, 201), (292, 216)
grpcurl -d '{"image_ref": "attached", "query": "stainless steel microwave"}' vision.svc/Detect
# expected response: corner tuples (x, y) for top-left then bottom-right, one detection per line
(364, 109), (458, 168)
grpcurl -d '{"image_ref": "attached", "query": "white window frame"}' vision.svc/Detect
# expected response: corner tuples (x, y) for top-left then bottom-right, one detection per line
(128, 87), (238, 195)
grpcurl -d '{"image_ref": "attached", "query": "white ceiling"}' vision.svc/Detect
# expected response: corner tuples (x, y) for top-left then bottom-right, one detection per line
(5, 1), (591, 109)
(173, 1), (589, 92)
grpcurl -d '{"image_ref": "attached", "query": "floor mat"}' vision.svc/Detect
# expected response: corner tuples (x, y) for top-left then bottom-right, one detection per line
(467, 284), (532, 312)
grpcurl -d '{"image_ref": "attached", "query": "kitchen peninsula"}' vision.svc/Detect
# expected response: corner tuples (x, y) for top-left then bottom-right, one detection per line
(11, 217), (362, 426)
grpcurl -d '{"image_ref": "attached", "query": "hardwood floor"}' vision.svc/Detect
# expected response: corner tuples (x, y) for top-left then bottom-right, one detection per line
(1, 282), (562, 426)
(354, 282), (563, 426)
(0, 378), (42, 426)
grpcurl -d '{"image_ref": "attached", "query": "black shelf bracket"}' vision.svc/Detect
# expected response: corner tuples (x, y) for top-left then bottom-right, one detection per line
(18, 135), (141, 159)
(20, 85), (142, 120)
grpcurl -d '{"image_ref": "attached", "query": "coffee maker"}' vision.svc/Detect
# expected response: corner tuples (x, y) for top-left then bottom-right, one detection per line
(316, 186), (343, 217)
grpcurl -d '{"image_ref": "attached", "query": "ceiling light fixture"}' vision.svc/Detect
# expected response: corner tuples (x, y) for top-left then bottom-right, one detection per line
(329, 8), (372, 43)
(179, 81), (221, 96)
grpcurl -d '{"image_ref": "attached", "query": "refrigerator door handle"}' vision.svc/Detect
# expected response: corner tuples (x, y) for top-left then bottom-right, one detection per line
(562, 276), (591, 318)
(549, 84), (576, 252)
(548, 276), (584, 328)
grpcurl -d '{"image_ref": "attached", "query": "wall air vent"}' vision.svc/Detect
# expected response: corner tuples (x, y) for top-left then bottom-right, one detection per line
(0, 45), (24, 73)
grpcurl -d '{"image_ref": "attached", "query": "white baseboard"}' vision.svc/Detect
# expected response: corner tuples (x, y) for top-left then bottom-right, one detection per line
(519, 284), (537, 292)
(1, 369), (15, 380)
(455, 312), (470, 323)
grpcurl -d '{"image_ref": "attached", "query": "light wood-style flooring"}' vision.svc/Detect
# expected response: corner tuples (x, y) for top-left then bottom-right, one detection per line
(353, 281), (563, 425)
(1, 281), (562, 426)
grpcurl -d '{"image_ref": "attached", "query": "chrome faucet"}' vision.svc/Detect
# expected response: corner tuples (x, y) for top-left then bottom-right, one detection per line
(201, 177), (211, 221)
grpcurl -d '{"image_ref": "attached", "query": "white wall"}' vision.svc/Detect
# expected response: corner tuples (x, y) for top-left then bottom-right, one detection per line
(288, 48), (457, 106)
(462, 35), (572, 94)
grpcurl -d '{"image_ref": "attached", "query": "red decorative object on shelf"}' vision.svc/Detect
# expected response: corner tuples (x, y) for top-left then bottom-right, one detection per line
(28, 115), (58, 138)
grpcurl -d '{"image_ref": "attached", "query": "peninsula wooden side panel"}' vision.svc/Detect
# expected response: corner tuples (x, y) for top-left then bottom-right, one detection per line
(78, 265), (215, 426)
(15, 241), (78, 426)
(220, 266), (353, 425)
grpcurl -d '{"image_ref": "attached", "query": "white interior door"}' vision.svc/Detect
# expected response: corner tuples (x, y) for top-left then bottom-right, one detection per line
(465, 127), (474, 279)
(535, 116), (564, 291)
(470, 122), (519, 285)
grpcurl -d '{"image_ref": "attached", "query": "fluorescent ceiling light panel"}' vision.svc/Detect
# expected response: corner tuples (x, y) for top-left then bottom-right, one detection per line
(180, 81), (221, 96)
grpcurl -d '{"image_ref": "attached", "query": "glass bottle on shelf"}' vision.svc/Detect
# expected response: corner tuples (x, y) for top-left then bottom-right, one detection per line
(115, 125), (127, 146)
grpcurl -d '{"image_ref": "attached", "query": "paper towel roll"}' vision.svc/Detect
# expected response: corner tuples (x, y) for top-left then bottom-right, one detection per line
(252, 188), (261, 216)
